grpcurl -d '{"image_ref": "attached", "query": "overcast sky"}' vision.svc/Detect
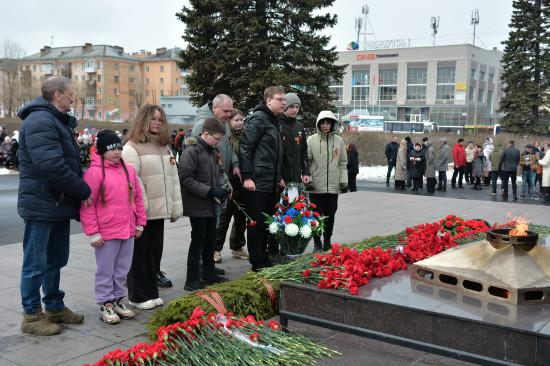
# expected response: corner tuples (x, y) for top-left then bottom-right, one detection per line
(0, 0), (514, 57)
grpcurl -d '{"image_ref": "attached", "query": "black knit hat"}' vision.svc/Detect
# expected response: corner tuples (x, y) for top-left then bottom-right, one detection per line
(97, 130), (122, 156)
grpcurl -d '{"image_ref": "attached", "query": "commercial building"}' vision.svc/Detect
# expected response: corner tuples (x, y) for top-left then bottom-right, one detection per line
(331, 44), (504, 130)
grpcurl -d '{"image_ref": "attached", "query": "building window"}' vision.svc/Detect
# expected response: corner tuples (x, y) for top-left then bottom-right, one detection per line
(82, 63), (85, 69)
(98, 112), (102, 120)
(479, 71), (486, 81)
(129, 89), (135, 96)
(74, 64), (78, 70)
(130, 65), (135, 72)
(145, 66), (149, 72)
(74, 88), (78, 95)
(470, 68), (477, 79)
(160, 90), (164, 96)
(74, 76), (78, 82)
(160, 65), (164, 72)
(115, 100), (120, 107)
(379, 69), (398, 101)
(146, 90), (149, 96)
(97, 87), (101, 94)
(487, 90), (494, 112)
(97, 62), (101, 68)
(329, 76), (343, 101)
(406, 68), (427, 100)
(81, 75), (85, 81)
(436, 66), (456, 100)
(130, 77), (135, 84)
(98, 75), (101, 82)
(351, 70), (369, 101)
(478, 88), (485, 103)
(176, 90), (179, 96)
(33, 65), (37, 71)
(160, 78), (164, 84)
(114, 75), (119, 83)
(89, 75), (94, 81)
(130, 102), (136, 108)
(114, 63), (119, 70)
(97, 99), (101, 106)
(176, 78), (179, 84)
(129, 113), (135, 120)
(145, 78), (149, 84)
(469, 86), (476, 101)
(115, 88), (119, 95)
(489, 73), (495, 83)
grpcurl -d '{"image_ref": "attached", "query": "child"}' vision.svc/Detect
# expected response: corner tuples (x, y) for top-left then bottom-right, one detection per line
(81, 130), (146, 324)
(178, 118), (231, 291)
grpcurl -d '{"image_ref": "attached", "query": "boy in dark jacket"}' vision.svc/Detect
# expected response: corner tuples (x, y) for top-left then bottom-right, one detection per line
(178, 118), (231, 291)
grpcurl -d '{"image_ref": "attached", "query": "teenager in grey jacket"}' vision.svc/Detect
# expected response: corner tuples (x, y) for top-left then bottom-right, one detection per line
(435, 138), (450, 191)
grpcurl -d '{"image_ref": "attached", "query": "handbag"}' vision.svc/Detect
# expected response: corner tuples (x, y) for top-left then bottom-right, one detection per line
(537, 165), (543, 175)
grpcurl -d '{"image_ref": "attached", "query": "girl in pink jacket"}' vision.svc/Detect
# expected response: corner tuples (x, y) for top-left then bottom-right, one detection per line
(81, 130), (146, 324)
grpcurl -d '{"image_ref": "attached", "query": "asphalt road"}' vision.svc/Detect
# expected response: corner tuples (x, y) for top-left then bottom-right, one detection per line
(0, 173), (543, 246)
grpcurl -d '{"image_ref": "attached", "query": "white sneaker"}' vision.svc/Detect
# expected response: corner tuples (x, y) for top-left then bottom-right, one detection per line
(231, 248), (250, 259)
(214, 251), (222, 263)
(128, 300), (156, 310)
(153, 298), (164, 307)
(99, 302), (120, 324)
(114, 299), (135, 319)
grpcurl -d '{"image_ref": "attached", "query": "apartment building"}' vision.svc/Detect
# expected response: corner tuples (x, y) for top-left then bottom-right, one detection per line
(140, 47), (187, 106)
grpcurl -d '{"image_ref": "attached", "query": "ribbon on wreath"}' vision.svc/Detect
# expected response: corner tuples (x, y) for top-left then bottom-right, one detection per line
(196, 290), (227, 315)
(261, 279), (276, 309)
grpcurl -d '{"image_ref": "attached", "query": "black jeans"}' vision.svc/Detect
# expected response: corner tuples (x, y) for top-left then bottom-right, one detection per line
(246, 190), (279, 269)
(465, 162), (473, 183)
(451, 166), (465, 187)
(348, 173), (357, 192)
(437, 171), (447, 189)
(427, 177), (436, 193)
(386, 160), (396, 183)
(491, 171), (500, 193)
(500, 171), (517, 197)
(309, 193), (339, 242)
(127, 219), (163, 302)
(188, 217), (217, 282)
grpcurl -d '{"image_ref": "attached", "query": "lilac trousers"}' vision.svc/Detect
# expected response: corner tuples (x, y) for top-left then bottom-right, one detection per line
(94, 238), (134, 305)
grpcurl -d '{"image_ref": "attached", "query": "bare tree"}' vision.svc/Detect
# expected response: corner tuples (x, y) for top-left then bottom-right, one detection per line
(0, 38), (26, 117)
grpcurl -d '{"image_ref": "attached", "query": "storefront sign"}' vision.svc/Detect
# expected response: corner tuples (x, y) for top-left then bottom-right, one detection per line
(357, 53), (399, 61)
(456, 83), (467, 91)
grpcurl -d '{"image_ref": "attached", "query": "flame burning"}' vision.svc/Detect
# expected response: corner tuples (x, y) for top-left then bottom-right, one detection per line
(506, 212), (531, 236)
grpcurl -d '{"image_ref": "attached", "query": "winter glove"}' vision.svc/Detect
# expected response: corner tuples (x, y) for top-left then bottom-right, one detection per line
(208, 186), (231, 198)
(305, 182), (316, 191)
(340, 183), (349, 193)
(229, 173), (241, 186)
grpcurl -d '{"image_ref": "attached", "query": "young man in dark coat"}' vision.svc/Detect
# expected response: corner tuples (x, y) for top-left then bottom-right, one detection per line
(17, 75), (92, 336)
(240, 86), (285, 272)
(384, 136), (399, 186)
(498, 140), (521, 200)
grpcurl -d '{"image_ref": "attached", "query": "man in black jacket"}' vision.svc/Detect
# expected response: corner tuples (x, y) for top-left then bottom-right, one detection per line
(17, 76), (92, 336)
(384, 136), (398, 186)
(240, 86), (285, 271)
(498, 140), (521, 200)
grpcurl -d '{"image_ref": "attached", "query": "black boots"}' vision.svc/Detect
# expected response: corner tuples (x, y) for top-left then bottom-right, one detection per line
(323, 237), (332, 252)
(313, 236), (322, 253)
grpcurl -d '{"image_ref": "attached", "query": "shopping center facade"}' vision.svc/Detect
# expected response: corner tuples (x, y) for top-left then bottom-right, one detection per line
(331, 44), (504, 130)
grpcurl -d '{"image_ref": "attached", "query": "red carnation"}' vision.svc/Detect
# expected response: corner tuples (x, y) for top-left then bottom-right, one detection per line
(456, 226), (464, 233)
(446, 215), (453, 220)
(303, 269), (311, 277)
(445, 220), (453, 228)
(284, 216), (293, 223)
(454, 216), (461, 222)
(249, 221), (258, 227)
(294, 203), (301, 210)
(350, 286), (359, 295)
(310, 203), (316, 208)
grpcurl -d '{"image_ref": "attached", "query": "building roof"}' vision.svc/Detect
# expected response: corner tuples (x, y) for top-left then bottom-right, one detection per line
(23, 43), (139, 62)
(142, 47), (182, 62)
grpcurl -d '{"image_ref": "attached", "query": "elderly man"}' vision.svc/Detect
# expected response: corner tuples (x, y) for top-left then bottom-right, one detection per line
(240, 86), (286, 272)
(17, 75), (92, 336)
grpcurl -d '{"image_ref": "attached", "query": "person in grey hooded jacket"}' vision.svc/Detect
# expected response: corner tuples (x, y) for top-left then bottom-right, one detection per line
(435, 138), (450, 191)
(192, 95), (240, 181)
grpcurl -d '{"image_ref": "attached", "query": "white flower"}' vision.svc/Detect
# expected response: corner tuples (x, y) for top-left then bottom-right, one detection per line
(395, 245), (404, 254)
(299, 225), (312, 238)
(285, 223), (299, 237)
(268, 222), (280, 234)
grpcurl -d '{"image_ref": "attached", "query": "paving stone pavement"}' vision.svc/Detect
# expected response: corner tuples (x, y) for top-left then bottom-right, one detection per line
(0, 190), (548, 365)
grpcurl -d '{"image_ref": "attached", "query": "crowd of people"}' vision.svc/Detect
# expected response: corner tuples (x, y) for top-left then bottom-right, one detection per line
(385, 135), (550, 204)
(15, 77), (351, 336)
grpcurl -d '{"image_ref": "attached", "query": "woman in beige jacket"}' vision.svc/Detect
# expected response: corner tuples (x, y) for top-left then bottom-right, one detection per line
(394, 139), (408, 190)
(122, 105), (182, 309)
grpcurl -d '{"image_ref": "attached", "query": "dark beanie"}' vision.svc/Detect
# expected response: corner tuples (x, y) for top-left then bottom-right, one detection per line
(422, 137), (429, 142)
(405, 136), (412, 142)
(458, 138), (464, 143)
(97, 130), (122, 156)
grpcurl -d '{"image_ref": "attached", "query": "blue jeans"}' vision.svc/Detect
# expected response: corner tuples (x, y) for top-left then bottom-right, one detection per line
(21, 220), (70, 314)
(491, 171), (500, 193)
(521, 170), (537, 197)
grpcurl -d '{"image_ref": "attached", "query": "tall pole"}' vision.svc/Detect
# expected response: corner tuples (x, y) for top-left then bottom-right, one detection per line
(431, 16), (439, 46)
(471, 9), (479, 46)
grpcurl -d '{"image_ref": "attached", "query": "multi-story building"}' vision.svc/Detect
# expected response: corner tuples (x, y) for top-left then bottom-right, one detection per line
(21, 43), (144, 121)
(332, 44), (504, 130)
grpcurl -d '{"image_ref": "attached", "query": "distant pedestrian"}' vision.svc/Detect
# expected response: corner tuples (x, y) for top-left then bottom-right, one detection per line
(489, 143), (503, 196)
(404, 136), (413, 187)
(482, 142), (494, 185)
(519, 144), (540, 200)
(435, 138), (450, 191)
(538, 142), (550, 204)
(80, 130), (146, 324)
(498, 140), (520, 200)
(395, 139), (408, 190)
(384, 136), (399, 186)
(471, 145), (486, 190)
(424, 139), (436, 193)
(1, 136), (13, 169)
(465, 141), (476, 184)
(409, 143), (424, 191)
(347, 143), (359, 192)
(451, 138), (466, 188)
